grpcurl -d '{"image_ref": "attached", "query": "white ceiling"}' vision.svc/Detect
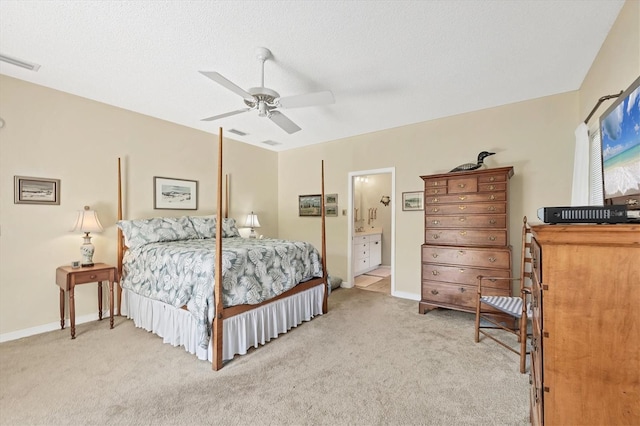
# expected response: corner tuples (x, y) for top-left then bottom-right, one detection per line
(0, 0), (624, 152)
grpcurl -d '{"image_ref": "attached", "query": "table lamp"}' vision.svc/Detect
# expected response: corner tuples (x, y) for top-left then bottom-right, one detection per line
(244, 211), (261, 239)
(70, 206), (104, 267)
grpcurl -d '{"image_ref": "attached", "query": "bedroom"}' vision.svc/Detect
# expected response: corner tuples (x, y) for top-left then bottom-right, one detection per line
(0, 1), (638, 421)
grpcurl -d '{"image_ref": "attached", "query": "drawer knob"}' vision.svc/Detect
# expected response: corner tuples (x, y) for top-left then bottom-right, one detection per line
(458, 183), (466, 188)
(488, 236), (496, 241)
(458, 250), (465, 255)
(488, 257), (497, 263)
(90, 275), (97, 279)
(459, 231), (467, 236)
(489, 219), (497, 225)
(459, 217), (466, 222)
(432, 270), (439, 276)
(459, 269), (465, 273)
(432, 220), (440, 225)
(458, 205), (467, 210)
(432, 198), (439, 203)
(488, 185), (495, 190)
(459, 287), (466, 293)
(487, 206), (496, 211)
(430, 289), (439, 295)
(432, 207), (439, 212)
(489, 278), (497, 283)
(458, 196), (466, 201)
(433, 182), (439, 186)
(431, 253), (438, 258)
(432, 234), (439, 239)
(489, 195), (496, 200)
(489, 176), (496, 182)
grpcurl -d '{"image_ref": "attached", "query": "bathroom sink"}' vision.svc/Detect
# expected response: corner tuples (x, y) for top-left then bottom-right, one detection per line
(354, 227), (382, 236)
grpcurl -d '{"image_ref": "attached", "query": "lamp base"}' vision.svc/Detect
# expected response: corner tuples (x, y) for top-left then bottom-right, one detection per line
(80, 233), (95, 267)
(249, 228), (257, 239)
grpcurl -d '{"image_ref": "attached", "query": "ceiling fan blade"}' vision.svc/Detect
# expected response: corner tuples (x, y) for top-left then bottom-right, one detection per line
(278, 90), (335, 109)
(199, 71), (255, 102)
(201, 108), (251, 122)
(268, 111), (302, 134)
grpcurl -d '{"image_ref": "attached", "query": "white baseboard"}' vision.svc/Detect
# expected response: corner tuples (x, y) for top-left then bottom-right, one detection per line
(391, 290), (420, 301)
(0, 310), (113, 343)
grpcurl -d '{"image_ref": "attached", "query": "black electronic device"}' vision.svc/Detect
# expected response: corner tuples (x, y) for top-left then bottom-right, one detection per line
(537, 205), (638, 224)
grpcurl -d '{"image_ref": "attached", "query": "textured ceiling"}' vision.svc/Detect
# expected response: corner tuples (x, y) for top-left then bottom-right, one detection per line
(0, 0), (624, 151)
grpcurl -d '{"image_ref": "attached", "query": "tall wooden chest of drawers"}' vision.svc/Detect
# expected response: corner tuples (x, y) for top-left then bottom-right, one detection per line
(419, 166), (514, 314)
(529, 224), (639, 426)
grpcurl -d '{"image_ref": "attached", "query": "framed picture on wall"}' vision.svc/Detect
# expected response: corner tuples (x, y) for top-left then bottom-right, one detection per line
(14, 176), (61, 205)
(325, 193), (338, 217)
(299, 194), (321, 216)
(402, 191), (424, 211)
(154, 177), (198, 210)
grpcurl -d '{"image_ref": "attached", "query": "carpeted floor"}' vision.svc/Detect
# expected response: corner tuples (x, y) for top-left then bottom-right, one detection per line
(0, 288), (529, 425)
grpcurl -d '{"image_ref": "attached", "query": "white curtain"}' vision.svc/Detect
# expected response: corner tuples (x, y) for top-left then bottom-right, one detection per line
(571, 123), (590, 206)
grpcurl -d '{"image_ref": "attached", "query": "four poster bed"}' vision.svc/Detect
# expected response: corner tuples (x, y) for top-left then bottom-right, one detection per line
(115, 129), (328, 370)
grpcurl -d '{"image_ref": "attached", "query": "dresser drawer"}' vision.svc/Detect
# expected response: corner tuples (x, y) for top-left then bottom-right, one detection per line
(478, 182), (506, 192)
(425, 214), (506, 229)
(425, 229), (507, 246)
(425, 203), (506, 215)
(353, 235), (370, 244)
(478, 173), (507, 184)
(423, 179), (447, 189)
(355, 257), (370, 270)
(422, 280), (509, 311)
(447, 177), (477, 193)
(422, 245), (511, 269)
(425, 192), (506, 204)
(425, 187), (447, 196)
(422, 263), (511, 288)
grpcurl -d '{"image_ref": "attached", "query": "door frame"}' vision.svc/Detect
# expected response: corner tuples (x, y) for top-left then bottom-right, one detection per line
(347, 167), (395, 294)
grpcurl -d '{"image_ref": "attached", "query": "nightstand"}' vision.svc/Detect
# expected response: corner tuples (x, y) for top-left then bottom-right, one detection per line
(55, 263), (117, 339)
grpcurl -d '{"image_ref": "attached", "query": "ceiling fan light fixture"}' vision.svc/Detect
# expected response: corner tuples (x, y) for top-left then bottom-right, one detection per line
(0, 53), (40, 71)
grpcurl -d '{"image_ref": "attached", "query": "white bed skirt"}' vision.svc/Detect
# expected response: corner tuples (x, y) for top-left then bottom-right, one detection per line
(122, 285), (325, 362)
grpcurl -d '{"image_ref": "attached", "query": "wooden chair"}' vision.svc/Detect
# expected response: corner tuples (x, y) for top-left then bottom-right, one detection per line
(474, 216), (532, 374)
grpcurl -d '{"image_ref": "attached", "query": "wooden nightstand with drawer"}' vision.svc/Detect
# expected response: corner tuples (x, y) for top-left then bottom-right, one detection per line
(55, 263), (117, 339)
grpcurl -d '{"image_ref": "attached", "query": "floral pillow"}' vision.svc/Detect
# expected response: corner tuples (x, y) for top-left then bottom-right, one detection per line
(117, 216), (198, 248)
(220, 218), (241, 238)
(189, 215), (216, 239)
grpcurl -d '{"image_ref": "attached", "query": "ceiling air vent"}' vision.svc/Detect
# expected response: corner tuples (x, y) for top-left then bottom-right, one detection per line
(261, 140), (281, 146)
(228, 128), (248, 136)
(0, 53), (41, 71)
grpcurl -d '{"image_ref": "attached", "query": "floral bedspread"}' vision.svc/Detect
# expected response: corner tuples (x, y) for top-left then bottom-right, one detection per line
(121, 237), (324, 348)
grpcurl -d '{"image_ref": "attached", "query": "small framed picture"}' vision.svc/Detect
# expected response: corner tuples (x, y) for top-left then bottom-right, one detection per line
(299, 194), (321, 217)
(402, 191), (424, 211)
(325, 193), (338, 217)
(14, 176), (61, 205)
(154, 177), (198, 210)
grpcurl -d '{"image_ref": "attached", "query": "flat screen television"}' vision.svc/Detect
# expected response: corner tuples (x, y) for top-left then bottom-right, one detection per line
(599, 75), (640, 209)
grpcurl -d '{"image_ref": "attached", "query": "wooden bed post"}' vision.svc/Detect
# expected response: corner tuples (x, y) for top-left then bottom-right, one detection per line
(213, 129), (224, 371)
(321, 160), (328, 313)
(117, 157), (123, 315)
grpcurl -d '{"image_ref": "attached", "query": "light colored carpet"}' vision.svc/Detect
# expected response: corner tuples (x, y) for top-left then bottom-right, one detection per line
(0, 288), (529, 425)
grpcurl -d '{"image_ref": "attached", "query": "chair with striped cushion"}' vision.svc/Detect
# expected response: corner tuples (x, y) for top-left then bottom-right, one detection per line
(474, 216), (533, 374)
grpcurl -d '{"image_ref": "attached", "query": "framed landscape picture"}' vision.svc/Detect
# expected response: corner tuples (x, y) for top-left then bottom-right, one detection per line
(154, 177), (198, 210)
(402, 191), (424, 211)
(299, 194), (322, 216)
(14, 176), (61, 205)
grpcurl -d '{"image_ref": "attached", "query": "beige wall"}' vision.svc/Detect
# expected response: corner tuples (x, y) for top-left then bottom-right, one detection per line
(0, 76), (278, 336)
(1, 0), (637, 338)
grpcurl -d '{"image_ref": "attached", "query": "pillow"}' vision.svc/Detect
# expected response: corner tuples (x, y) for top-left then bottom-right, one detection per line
(220, 218), (241, 238)
(117, 216), (198, 248)
(189, 215), (217, 239)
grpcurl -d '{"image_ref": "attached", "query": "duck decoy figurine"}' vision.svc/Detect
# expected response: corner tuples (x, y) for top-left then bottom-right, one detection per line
(449, 151), (495, 172)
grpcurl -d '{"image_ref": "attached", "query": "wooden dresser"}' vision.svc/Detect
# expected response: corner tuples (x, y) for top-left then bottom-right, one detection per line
(530, 224), (640, 426)
(419, 166), (514, 314)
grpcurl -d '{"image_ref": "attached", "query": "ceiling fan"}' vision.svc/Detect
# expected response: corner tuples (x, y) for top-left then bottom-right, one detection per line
(199, 47), (334, 134)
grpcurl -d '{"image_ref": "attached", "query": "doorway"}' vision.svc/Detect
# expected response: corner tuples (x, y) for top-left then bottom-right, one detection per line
(347, 167), (395, 295)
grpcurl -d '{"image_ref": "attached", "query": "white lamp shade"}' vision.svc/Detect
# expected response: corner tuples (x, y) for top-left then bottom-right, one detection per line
(244, 212), (261, 228)
(70, 206), (104, 233)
